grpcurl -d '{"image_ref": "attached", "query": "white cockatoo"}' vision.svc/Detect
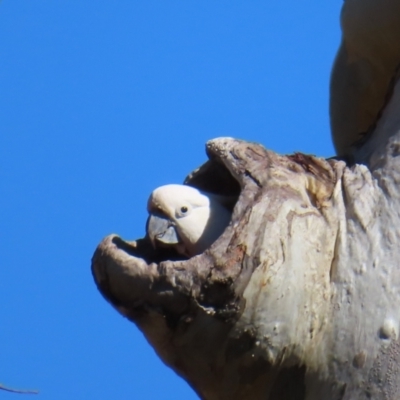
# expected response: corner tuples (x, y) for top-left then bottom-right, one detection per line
(330, 0), (400, 158)
(146, 184), (232, 257)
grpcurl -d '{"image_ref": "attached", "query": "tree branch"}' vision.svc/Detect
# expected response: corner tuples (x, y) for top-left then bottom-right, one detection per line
(92, 3), (400, 397)
(0, 383), (38, 395)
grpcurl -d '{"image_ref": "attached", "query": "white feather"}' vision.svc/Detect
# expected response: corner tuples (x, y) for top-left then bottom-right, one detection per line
(147, 184), (232, 257)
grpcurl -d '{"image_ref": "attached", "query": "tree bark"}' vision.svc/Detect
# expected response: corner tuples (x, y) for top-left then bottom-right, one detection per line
(91, 77), (400, 399)
(92, 2), (400, 398)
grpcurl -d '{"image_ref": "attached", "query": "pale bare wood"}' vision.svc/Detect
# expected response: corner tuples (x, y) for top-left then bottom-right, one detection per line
(92, 1), (400, 398)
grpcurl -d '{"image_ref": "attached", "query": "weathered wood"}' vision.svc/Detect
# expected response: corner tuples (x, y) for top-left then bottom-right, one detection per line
(330, 0), (400, 159)
(92, 1), (400, 398)
(92, 85), (400, 398)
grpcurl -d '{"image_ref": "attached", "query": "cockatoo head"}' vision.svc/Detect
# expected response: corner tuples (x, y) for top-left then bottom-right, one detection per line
(146, 184), (232, 257)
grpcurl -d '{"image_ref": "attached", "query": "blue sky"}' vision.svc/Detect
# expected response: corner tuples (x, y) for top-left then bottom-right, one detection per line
(1, 2), (341, 399)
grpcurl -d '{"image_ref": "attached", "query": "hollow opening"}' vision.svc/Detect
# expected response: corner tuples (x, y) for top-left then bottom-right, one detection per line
(120, 158), (241, 264)
(184, 159), (241, 210)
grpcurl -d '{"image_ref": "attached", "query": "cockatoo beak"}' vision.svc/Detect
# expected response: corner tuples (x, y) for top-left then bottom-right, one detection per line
(146, 214), (180, 248)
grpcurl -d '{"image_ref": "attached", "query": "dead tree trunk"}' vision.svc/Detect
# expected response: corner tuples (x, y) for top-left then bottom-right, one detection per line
(91, 1), (400, 399)
(92, 86), (400, 399)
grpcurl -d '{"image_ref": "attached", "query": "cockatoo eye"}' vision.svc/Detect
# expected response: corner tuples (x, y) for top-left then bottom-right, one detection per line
(176, 204), (191, 218)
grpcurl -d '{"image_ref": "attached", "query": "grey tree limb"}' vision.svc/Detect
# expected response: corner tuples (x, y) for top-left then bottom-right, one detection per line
(92, 80), (400, 398)
(0, 383), (38, 395)
(91, 1), (400, 398)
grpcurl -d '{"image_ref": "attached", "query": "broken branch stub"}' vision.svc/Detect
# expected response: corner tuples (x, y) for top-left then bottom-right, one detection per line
(92, 96), (400, 399)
